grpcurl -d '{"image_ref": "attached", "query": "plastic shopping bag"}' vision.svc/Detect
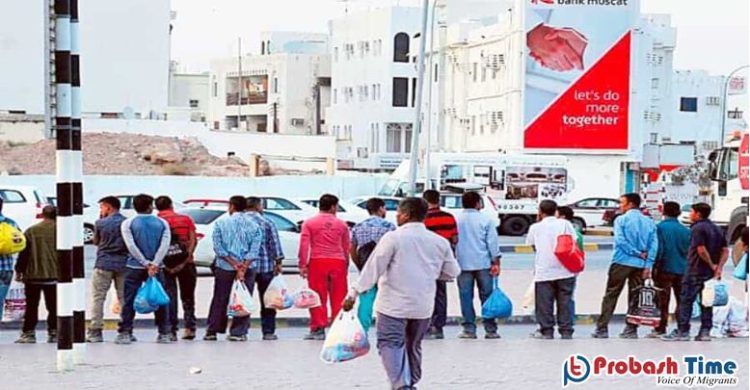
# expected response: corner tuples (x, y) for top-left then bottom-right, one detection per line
(726, 296), (749, 337)
(1, 277), (25, 322)
(263, 276), (294, 310)
(554, 234), (585, 273)
(228, 280), (255, 318)
(711, 303), (732, 338)
(521, 281), (535, 315)
(320, 311), (370, 363)
(293, 286), (321, 309)
(626, 279), (661, 327)
(702, 279), (729, 308)
(0, 222), (26, 256)
(481, 278), (513, 320)
(133, 276), (170, 314)
(734, 253), (748, 281)
(691, 298), (701, 319)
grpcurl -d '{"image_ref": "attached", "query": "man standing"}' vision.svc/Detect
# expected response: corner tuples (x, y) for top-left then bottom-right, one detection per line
(205, 196), (262, 342)
(116, 194), (172, 345)
(350, 197), (396, 333)
(14, 206), (58, 344)
(647, 201), (690, 338)
(245, 196), (285, 341)
(526, 200), (578, 340)
(298, 194), (350, 340)
(0, 197), (21, 320)
(662, 203), (729, 342)
(422, 190), (458, 340)
(155, 196), (198, 341)
(593, 193), (657, 339)
(455, 191), (501, 339)
(87, 196), (129, 343)
(343, 198), (460, 390)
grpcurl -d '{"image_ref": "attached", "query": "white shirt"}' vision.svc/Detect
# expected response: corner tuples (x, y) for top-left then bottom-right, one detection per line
(526, 217), (578, 282)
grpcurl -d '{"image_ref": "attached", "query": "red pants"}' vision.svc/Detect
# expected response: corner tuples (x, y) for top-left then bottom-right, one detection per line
(308, 258), (348, 331)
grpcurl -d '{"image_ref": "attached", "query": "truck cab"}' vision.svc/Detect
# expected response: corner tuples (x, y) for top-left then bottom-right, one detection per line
(708, 131), (748, 243)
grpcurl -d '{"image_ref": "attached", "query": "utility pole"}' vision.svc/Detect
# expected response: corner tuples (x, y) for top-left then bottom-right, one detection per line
(407, 0), (430, 196)
(423, 0), (439, 190)
(238, 37), (243, 130)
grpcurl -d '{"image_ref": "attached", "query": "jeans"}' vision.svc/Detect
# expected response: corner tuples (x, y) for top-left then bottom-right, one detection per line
(677, 275), (713, 333)
(0, 270), (12, 319)
(358, 287), (377, 333)
(307, 259), (348, 331)
(89, 268), (126, 331)
(596, 263), (643, 331)
(118, 268), (170, 335)
(430, 280), (447, 331)
(206, 268), (257, 336)
(535, 277), (576, 336)
(164, 263), (198, 333)
(653, 269), (683, 333)
(457, 269), (497, 334)
(376, 313), (431, 389)
(22, 282), (57, 333)
(249, 271), (276, 335)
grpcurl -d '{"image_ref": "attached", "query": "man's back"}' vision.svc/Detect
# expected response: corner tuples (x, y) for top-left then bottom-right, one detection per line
(526, 217), (577, 282)
(688, 219), (727, 277)
(158, 210), (195, 243)
(424, 208), (458, 242)
(95, 213), (129, 271)
(122, 214), (168, 267)
(613, 209), (657, 268)
(20, 221), (57, 280)
(655, 218), (690, 275)
(456, 210), (499, 271)
(299, 213), (350, 263)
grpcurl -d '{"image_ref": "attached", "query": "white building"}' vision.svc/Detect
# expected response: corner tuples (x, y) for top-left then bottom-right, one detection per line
(207, 32), (331, 135)
(168, 63), (210, 122)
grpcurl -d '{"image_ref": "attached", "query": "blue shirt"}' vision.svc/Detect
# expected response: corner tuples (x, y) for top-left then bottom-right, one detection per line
(0, 214), (18, 272)
(455, 209), (501, 271)
(121, 214), (171, 269)
(94, 212), (129, 272)
(688, 219), (728, 278)
(612, 209), (658, 269)
(244, 212), (284, 274)
(655, 218), (690, 275)
(351, 216), (396, 250)
(213, 212), (262, 272)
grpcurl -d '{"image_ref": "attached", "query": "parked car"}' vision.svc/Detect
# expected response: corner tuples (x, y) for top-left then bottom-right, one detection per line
(180, 206), (301, 271)
(0, 185), (49, 231)
(297, 198), (369, 227)
(184, 196), (315, 226)
(602, 206), (652, 226)
(567, 197), (620, 231)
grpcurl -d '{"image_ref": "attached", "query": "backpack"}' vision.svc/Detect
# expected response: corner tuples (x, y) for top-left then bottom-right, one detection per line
(163, 228), (189, 268)
(354, 241), (378, 271)
(0, 221), (26, 256)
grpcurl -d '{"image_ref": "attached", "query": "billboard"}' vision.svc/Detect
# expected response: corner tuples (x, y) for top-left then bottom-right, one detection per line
(523, 0), (639, 150)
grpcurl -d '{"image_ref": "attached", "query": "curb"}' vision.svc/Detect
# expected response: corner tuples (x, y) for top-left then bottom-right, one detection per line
(499, 243), (613, 253)
(585, 228), (613, 237)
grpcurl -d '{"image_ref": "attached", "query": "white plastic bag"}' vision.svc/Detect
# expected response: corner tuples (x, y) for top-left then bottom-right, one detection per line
(521, 281), (535, 314)
(228, 280), (255, 318)
(320, 311), (370, 363)
(263, 276), (294, 310)
(293, 286), (321, 309)
(711, 303), (731, 338)
(2, 277), (25, 322)
(726, 296), (749, 337)
(702, 279), (729, 308)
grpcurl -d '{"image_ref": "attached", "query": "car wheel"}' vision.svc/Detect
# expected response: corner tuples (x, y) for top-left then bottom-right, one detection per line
(500, 216), (530, 236)
(83, 224), (95, 244)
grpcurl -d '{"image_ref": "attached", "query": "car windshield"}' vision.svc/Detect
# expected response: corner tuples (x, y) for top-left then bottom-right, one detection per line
(181, 209), (225, 225)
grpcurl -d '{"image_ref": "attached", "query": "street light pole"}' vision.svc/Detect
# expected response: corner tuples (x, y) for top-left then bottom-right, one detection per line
(407, 0), (430, 196)
(423, 0), (439, 191)
(719, 65), (748, 142)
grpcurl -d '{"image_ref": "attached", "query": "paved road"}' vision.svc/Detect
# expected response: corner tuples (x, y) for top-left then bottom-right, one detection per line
(0, 323), (746, 389)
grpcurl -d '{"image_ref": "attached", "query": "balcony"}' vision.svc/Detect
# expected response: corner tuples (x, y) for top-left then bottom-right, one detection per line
(225, 92), (268, 106)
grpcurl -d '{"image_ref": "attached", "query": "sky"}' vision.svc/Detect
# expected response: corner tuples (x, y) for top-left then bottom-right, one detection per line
(170, 0), (749, 75)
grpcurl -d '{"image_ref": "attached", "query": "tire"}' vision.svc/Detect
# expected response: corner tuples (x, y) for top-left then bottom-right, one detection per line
(571, 218), (586, 233)
(83, 224), (95, 244)
(500, 215), (531, 236)
(727, 207), (748, 244)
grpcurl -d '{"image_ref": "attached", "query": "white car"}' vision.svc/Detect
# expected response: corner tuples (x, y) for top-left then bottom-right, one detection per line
(297, 198), (369, 227)
(0, 185), (49, 231)
(567, 197), (620, 231)
(183, 197), (316, 227)
(180, 206), (301, 271)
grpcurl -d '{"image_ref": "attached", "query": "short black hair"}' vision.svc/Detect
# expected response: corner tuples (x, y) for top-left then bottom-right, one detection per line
(691, 202), (711, 220)
(539, 200), (557, 217)
(229, 196), (247, 212)
(365, 197), (385, 215)
(319, 194), (339, 211)
(133, 194), (154, 213)
(398, 197), (429, 222)
(422, 190), (440, 205)
(98, 196), (121, 210)
(42, 205), (56, 220)
(246, 196), (262, 211)
(154, 196), (173, 211)
(662, 201), (681, 218)
(461, 191), (481, 209)
(557, 205), (574, 221)
(621, 193), (642, 208)
(742, 226), (749, 247)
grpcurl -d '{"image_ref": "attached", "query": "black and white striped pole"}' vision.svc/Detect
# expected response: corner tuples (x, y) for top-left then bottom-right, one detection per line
(70, 0), (86, 364)
(54, 0), (75, 372)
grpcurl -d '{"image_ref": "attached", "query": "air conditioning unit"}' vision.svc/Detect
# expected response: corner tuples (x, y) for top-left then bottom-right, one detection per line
(491, 111), (504, 123)
(291, 118), (305, 127)
(357, 147), (369, 158)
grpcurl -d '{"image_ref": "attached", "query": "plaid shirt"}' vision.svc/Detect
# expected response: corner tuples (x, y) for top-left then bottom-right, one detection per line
(213, 213), (262, 272)
(351, 216), (396, 250)
(244, 211), (284, 274)
(0, 215), (19, 271)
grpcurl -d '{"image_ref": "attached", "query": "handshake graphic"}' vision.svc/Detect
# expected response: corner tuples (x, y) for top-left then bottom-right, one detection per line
(527, 24), (588, 72)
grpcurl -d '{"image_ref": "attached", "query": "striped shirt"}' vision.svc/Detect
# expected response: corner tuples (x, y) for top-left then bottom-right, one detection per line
(351, 216), (396, 250)
(424, 207), (458, 242)
(244, 211), (284, 274)
(0, 215), (19, 271)
(213, 212), (262, 272)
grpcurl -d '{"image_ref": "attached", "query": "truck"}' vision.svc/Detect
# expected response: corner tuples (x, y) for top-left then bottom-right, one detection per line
(377, 153), (570, 235)
(707, 130), (749, 244)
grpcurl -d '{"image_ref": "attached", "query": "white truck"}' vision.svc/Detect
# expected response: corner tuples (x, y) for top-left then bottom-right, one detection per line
(708, 131), (748, 243)
(377, 153), (570, 235)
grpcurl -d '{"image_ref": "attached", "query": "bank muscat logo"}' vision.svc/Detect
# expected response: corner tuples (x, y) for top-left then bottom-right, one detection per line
(562, 355), (739, 388)
(530, 0), (555, 4)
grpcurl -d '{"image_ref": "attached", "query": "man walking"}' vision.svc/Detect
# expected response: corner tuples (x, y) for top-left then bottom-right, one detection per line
(116, 194), (172, 345)
(87, 196), (129, 342)
(205, 196), (262, 342)
(662, 203), (729, 342)
(593, 193), (657, 339)
(350, 197), (396, 333)
(526, 200), (578, 340)
(298, 194), (350, 340)
(0, 197), (21, 319)
(647, 201), (690, 338)
(14, 206), (58, 344)
(156, 196), (198, 341)
(422, 189), (458, 340)
(455, 191), (501, 339)
(245, 196), (285, 340)
(343, 198), (460, 390)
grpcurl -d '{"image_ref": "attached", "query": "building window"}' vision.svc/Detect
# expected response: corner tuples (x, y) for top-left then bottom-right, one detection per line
(705, 96), (721, 106)
(189, 99), (199, 108)
(334, 47), (339, 61)
(473, 63), (478, 83)
(411, 78), (417, 107)
(393, 32), (409, 63)
(212, 82), (218, 97)
(651, 78), (659, 89)
(273, 77), (279, 94)
(728, 109), (744, 119)
(479, 114), (485, 134)
(261, 41), (265, 55)
(481, 67), (487, 82)
(333, 89), (337, 104)
(434, 63), (438, 83)
(471, 115), (476, 135)
(680, 97), (698, 112)
(404, 124), (412, 153)
(392, 77), (408, 107)
(387, 124), (402, 152)
(649, 133), (658, 144)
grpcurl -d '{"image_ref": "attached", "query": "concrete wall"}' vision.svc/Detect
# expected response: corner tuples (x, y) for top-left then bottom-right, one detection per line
(0, 120), (45, 143)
